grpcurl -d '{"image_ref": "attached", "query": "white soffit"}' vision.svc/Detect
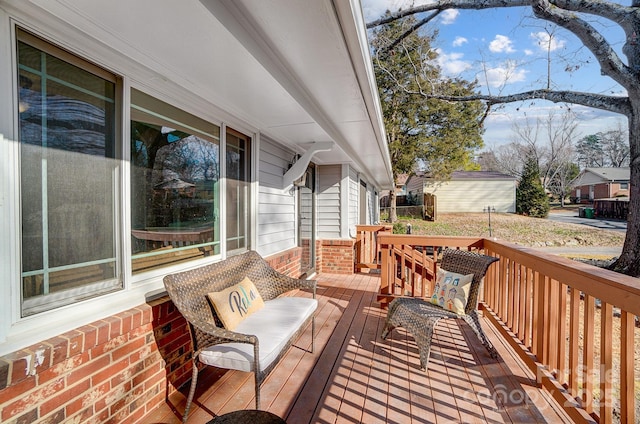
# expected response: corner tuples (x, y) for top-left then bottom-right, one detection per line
(19, 0), (393, 189)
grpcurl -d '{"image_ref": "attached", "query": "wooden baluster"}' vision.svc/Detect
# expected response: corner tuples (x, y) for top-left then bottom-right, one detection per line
(556, 282), (567, 386)
(620, 311), (636, 423)
(600, 302), (613, 424)
(568, 287), (580, 399)
(583, 295), (596, 414)
(548, 278), (560, 374)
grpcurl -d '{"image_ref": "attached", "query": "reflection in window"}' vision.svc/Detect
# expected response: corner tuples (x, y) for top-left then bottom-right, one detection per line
(17, 29), (120, 316)
(131, 89), (220, 273)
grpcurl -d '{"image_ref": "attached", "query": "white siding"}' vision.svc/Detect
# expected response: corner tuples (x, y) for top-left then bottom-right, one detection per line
(348, 166), (359, 237)
(425, 179), (516, 213)
(257, 138), (296, 256)
(318, 165), (341, 239)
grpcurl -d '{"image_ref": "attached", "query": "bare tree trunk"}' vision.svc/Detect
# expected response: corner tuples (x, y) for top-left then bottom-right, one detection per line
(611, 104), (640, 275)
(389, 190), (398, 223)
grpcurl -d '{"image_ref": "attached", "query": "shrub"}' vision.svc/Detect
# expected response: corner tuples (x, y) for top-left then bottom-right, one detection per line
(516, 156), (550, 218)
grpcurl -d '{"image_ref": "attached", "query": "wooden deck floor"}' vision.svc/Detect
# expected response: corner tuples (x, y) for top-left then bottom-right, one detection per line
(142, 273), (572, 424)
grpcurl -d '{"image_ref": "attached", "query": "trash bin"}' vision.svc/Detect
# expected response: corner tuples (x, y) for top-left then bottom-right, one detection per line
(584, 208), (595, 219)
(578, 207), (585, 218)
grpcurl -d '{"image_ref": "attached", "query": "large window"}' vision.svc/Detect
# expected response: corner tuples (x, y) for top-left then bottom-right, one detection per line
(17, 30), (121, 316)
(14, 28), (253, 318)
(130, 89), (221, 273)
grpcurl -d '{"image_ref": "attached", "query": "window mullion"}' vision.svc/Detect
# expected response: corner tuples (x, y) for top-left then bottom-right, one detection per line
(40, 49), (50, 295)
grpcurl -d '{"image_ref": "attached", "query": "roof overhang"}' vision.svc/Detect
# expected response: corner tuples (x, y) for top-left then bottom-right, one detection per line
(15, 0), (393, 189)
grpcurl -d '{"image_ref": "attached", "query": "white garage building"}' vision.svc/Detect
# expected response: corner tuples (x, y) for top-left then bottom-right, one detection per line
(424, 171), (517, 213)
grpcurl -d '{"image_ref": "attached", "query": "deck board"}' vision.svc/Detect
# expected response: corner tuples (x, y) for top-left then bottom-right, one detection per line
(141, 273), (572, 424)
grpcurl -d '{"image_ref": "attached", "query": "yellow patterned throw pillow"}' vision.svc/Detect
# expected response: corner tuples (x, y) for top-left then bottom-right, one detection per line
(207, 277), (265, 330)
(429, 268), (474, 315)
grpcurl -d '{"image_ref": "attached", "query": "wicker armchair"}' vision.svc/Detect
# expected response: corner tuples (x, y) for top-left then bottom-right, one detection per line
(163, 251), (317, 422)
(381, 249), (499, 370)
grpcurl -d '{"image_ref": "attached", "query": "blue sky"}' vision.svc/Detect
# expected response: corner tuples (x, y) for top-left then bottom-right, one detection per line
(362, 0), (629, 149)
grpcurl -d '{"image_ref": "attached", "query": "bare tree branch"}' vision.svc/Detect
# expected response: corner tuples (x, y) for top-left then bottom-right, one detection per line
(368, 0), (639, 89)
(366, 0), (530, 28)
(550, 0), (638, 30)
(380, 11), (441, 53)
(531, 0), (636, 89)
(428, 89), (632, 116)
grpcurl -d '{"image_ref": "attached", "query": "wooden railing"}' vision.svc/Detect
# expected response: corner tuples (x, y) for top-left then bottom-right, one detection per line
(377, 234), (484, 307)
(354, 225), (392, 272)
(369, 231), (640, 424)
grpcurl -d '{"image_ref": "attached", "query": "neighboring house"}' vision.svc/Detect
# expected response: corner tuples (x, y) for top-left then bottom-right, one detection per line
(0, 1), (393, 422)
(571, 167), (630, 202)
(424, 171), (517, 213)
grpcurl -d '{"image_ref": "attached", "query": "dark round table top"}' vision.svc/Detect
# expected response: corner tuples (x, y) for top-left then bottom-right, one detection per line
(207, 410), (286, 424)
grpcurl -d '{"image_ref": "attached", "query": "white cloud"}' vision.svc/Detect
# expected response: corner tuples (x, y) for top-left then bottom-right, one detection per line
(435, 48), (472, 75)
(530, 31), (566, 52)
(524, 49), (534, 56)
(481, 61), (527, 87)
(440, 9), (459, 25)
(489, 35), (515, 53)
(453, 36), (468, 47)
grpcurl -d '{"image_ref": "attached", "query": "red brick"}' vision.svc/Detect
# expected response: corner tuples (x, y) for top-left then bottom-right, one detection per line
(2, 378), (64, 421)
(39, 407), (65, 424)
(64, 396), (85, 418)
(142, 351), (163, 370)
(39, 352), (90, 384)
(0, 358), (8, 390)
(60, 330), (85, 357)
(40, 378), (91, 416)
(65, 406), (92, 424)
(143, 369), (165, 392)
(118, 311), (133, 335)
(128, 343), (156, 365)
(12, 408), (38, 424)
(109, 395), (127, 416)
(90, 334), (128, 358)
(27, 343), (53, 372)
(106, 315), (123, 339)
(83, 380), (111, 413)
(0, 375), (36, 402)
(68, 354), (110, 386)
(76, 325), (97, 350)
(146, 390), (166, 414)
(93, 404), (110, 423)
(46, 337), (69, 366)
(92, 357), (129, 386)
(111, 336), (146, 362)
(94, 321), (111, 346)
(130, 308), (143, 330)
(140, 306), (153, 325)
(130, 323), (153, 339)
(4, 350), (31, 386)
(132, 361), (161, 389)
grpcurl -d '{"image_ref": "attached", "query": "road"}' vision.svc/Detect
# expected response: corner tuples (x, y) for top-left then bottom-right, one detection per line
(547, 209), (627, 233)
(541, 209), (625, 257)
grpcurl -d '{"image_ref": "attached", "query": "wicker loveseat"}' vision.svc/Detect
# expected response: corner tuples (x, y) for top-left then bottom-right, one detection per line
(163, 250), (317, 422)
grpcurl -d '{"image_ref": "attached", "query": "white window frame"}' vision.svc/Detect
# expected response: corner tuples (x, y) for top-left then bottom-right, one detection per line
(0, 12), (258, 356)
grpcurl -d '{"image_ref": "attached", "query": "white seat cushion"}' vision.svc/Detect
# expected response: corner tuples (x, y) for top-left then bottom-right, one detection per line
(199, 297), (317, 372)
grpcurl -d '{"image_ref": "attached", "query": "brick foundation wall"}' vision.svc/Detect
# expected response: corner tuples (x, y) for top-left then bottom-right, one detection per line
(0, 300), (188, 424)
(317, 239), (355, 274)
(265, 247), (303, 278)
(0, 247), (307, 424)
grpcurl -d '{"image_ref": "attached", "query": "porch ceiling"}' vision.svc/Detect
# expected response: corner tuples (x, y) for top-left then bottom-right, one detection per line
(22, 0), (393, 189)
